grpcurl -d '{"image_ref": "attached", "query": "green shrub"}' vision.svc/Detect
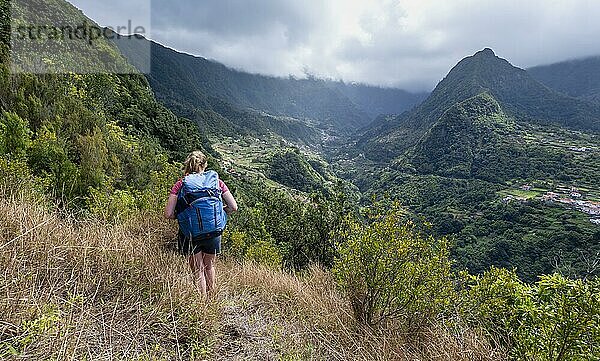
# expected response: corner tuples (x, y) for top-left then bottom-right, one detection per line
(87, 187), (138, 223)
(462, 267), (530, 347)
(28, 126), (80, 199)
(464, 269), (600, 360)
(515, 274), (600, 361)
(332, 203), (454, 331)
(223, 229), (283, 268)
(0, 111), (32, 157)
(0, 157), (45, 202)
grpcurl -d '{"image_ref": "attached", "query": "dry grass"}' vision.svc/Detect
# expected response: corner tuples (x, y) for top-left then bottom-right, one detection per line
(0, 193), (503, 360)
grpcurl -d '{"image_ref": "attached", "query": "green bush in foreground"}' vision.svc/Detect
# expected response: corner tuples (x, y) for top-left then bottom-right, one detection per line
(332, 203), (454, 331)
(464, 268), (600, 360)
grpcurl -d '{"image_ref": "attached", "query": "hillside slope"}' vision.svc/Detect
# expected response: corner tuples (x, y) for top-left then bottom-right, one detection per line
(0, 196), (497, 360)
(115, 38), (426, 137)
(0, 0), (218, 216)
(529, 56), (600, 104)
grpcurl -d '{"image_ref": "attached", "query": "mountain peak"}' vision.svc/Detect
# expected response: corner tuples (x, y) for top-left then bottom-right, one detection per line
(475, 48), (496, 57)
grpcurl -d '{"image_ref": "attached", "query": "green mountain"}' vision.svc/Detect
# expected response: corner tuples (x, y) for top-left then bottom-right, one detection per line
(110, 36), (319, 144)
(408, 92), (511, 179)
(359, 93), (600, 280)
(404, 92), (598, 184)
(528, 56), (600, 104)
(359, 48), (600, 162)
(336, 49), (600, 281)
(115, 38), (426, 140)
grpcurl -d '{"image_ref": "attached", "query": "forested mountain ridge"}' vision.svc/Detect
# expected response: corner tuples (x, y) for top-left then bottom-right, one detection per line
(357, 48), (600, 162)
(335, 49), (600, 282)
(528, 56), (600, 104)
(352, 90), (600, 281)
(115, 37), (426, 139)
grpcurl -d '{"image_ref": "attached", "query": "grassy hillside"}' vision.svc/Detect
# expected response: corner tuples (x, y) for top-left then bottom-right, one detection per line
(1, 195), (501, 361)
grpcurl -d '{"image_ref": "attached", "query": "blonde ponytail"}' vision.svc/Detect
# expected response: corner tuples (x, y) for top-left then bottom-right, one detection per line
(183, 151), (208, 175)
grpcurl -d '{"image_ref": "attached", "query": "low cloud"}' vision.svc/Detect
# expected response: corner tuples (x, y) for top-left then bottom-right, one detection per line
(70, 0), (600, 92)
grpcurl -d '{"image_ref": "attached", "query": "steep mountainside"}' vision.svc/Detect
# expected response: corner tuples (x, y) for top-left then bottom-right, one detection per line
(334, 49), (600, 281)
(404, 92), (599, 184)
(359, 48), (600, 161)
(115, 39), (425, 138)
(353, 91), (600, 280)
(528, 56), (600, 103)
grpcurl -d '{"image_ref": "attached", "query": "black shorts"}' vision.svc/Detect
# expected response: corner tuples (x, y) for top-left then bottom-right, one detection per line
(178, 232), (222, 256)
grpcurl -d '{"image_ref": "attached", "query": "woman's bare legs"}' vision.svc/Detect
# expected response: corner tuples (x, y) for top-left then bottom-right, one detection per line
(188, 252), (217, 295)
(203, 253), (217, 292)
(189, 252), (207, 295)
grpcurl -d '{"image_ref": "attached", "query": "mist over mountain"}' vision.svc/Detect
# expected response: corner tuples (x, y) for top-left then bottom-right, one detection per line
(328, 81), (428, 119)
(529, 56), (600, 104)
(115, 37), (426, 141)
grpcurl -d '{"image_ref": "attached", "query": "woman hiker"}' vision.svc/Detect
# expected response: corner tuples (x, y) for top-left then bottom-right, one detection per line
(164, 151), (238, 295)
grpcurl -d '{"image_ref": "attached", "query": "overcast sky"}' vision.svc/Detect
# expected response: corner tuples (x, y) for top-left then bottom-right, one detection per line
(69, 0), (600, 92)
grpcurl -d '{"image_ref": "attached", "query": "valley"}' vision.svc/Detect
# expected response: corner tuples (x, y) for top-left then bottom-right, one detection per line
(116, 39), (600, 282)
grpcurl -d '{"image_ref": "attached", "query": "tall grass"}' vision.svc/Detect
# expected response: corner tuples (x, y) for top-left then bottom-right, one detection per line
(0, 193), (501, 360)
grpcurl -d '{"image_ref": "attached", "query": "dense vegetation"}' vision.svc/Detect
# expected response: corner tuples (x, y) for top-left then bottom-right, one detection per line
(351, 115), (600, 281)
(333, 203), (599, 360)
(529, 56), (600, 103)
(266, 149), (327, 194)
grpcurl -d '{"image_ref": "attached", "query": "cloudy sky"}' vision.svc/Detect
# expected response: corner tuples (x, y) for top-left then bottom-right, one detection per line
(69, 0), (600, 92)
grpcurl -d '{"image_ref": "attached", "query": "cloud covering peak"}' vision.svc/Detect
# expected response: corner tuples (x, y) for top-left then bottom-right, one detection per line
(70, 0), (600, 91)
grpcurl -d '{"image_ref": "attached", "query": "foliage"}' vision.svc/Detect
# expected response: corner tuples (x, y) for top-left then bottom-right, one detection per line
(223, 229), (283, 269)
(87, 187), (137, 223)
(0, 111), (32, 157)
(464, 268), (600, 360)
(0, 16), (204, 213)
(332, 203), (454, 330)
(224, 179), (353, 271)
(267, 149), (326, 194)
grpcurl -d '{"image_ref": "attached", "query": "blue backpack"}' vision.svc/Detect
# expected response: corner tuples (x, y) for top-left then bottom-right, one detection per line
(176, 171), (227, 240)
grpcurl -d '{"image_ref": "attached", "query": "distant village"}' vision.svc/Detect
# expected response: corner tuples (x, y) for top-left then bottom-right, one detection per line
(504, 184), (600, 225)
